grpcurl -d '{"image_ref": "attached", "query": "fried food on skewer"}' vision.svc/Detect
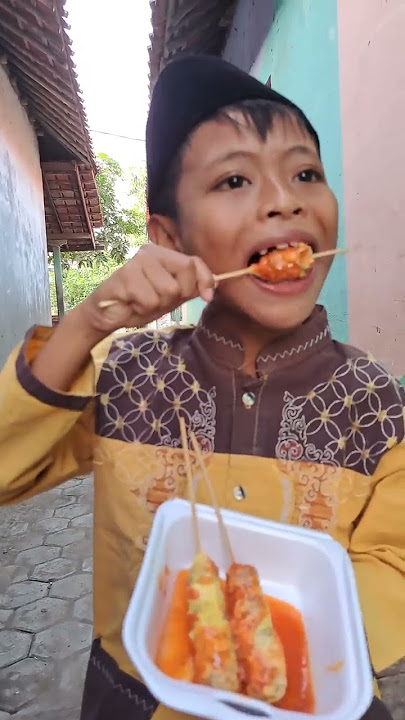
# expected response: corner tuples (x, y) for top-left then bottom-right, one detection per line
(179, 418), (239, 692)
(180, 419), (287, 702)
(226, 564), (287, 703)
(212, 245), (342, 284)
(187, 552), (240, 691)
(252, 243), (314, 283)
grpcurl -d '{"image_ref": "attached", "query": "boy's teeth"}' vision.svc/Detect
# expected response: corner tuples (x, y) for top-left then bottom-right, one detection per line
(256, 240), (307, 256)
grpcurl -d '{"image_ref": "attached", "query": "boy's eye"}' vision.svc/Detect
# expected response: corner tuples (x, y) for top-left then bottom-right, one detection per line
(296, 168), (323, 183)
(215, 175), (249, 190)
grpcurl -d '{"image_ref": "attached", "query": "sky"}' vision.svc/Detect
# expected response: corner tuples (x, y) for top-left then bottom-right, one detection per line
(65, 0), (151, 172)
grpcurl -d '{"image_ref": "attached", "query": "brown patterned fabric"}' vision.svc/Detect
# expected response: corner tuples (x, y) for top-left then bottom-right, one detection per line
(96, 305), (404, 476)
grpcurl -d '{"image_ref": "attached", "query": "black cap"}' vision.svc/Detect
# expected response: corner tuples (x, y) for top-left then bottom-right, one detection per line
(146, 55), (319, 214)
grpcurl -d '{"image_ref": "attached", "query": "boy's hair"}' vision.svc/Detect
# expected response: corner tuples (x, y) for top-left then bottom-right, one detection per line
(152, 98), (321, 220)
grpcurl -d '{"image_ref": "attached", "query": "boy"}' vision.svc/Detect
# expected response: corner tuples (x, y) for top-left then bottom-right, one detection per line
(0, 56), (403, 720)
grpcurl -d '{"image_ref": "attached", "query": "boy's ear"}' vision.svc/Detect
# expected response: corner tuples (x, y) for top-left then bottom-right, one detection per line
(147, 214), (183, 252)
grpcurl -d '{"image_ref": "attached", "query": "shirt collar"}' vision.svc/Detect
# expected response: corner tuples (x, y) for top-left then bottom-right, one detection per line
(194, 304), (331, 375)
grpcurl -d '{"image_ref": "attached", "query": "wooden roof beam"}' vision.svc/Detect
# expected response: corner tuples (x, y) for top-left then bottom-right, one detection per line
(34, 109), (91, 167)
(47, 233), (93, 241)
(42, 171), (64, 234)
(74, 163), (95, 249)
(42, 161), (78, 174)
(27, 92), (88, 148)
(16, 73), (79, 123)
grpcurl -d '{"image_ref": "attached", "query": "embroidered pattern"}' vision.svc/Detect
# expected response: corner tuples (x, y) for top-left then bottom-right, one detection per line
(198, 324), (243, 351)
(258, 327), (330, 364)
(97, 330), (216, 452)
(276, 354), (405, 475)
(280, 460), (341, 531)
(96, 331), (216, 541)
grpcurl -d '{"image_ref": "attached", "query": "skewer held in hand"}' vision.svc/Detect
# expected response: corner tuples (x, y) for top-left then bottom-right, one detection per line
(97, 247), (345, 309)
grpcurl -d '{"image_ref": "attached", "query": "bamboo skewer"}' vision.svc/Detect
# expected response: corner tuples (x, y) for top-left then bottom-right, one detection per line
(179, 417), (201, 554)
(189, 431), (235, 566)
(179, 414), (235, 564)
(97, 247), (345, 309)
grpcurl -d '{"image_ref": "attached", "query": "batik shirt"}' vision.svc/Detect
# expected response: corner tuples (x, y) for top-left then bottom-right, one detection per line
(0, 305), (404, 720)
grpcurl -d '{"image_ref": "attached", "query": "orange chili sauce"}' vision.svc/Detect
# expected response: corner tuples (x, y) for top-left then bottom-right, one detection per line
(155, 570), (315, 714)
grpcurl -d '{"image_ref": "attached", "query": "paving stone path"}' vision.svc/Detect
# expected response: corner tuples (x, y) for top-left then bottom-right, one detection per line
(0, 476), (93, 719)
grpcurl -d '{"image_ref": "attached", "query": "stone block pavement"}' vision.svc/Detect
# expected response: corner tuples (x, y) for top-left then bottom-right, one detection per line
(0, 476), (93, 719)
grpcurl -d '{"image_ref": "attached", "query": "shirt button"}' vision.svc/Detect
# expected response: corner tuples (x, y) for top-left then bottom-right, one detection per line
(233, 485), (246, 501)
(242, 391), (256, 409)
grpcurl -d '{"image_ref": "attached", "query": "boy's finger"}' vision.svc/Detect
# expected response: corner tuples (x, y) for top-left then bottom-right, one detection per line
(143, 250), (195, 299)
(192, 257), (215, 302)
(124, 269), (161, 315)
(142, 261), (182, 304)
(200, 287), (214, 303)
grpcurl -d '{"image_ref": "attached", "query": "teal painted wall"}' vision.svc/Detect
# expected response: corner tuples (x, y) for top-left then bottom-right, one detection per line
(252, 0), (347, 341)
(183, 297), (206, 325)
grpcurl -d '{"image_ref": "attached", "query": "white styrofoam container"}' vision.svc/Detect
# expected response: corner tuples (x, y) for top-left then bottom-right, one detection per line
(123, 499), (373, 720)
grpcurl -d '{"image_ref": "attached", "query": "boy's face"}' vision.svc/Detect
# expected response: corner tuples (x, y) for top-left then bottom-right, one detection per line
(167, 111), (338, 332)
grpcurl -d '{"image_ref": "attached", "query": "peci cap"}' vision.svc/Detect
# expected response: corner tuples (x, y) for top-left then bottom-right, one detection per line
(146, 55), (319, 214)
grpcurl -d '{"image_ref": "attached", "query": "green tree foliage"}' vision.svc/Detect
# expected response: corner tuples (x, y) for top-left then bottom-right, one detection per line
(49, 154), (147, 313)
(49, 256), (120, 312)
(93, 154), (147, 265)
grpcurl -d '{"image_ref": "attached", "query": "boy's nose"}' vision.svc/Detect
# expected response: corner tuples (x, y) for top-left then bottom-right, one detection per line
(267, 206), (302, 218)
(259, 180), (304, 220)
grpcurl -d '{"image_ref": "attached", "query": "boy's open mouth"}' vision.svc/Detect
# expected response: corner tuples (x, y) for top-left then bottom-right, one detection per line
(246, 241), (315, 288)
(247, 241), (314, 269)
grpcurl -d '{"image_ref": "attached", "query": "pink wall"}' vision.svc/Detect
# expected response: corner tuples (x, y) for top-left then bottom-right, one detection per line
(337, 0), (405, 376)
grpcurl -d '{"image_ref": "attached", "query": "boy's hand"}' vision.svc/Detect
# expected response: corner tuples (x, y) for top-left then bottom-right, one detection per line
(30, 245), (214, 393)
(83, 244), (214, 338)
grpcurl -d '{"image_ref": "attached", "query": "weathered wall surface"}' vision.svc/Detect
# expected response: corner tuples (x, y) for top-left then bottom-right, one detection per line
(251, 0), (347, 343)
(338, 0), (405, 376)
(0, 65), (50, 367)
(223, 0), (276, 73)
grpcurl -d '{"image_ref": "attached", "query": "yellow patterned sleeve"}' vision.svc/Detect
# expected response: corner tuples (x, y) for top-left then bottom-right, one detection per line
(0, 326), (113, 506)
(350, 441), (405, 673)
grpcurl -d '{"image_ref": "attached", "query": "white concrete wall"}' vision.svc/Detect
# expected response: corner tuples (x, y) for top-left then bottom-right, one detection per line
(0, 65), (51, 367)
